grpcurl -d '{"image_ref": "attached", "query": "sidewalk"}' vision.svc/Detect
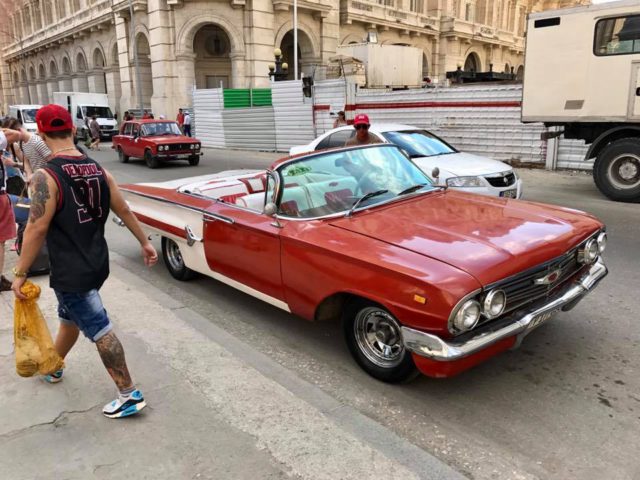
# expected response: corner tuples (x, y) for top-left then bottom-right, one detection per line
(0, 254), (465, 480)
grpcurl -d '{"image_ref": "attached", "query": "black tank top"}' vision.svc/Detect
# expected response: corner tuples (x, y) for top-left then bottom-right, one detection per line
(44, 155), (111, 292)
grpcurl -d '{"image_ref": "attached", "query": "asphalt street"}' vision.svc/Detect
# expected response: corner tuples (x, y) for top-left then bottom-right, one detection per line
(33, 145), (640, 479)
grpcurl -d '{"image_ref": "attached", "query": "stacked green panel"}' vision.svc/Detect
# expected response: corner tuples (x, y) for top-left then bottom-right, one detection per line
(223, 89), (272, 108)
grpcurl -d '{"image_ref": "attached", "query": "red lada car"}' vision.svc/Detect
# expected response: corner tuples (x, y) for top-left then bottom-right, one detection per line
(112, 119), (202, 169)
(118, 145), (608, 382)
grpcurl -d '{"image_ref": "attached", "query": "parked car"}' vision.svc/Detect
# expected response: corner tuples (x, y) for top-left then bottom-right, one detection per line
(290, 124), (523, 199)
(112, 119), (202, 169)
(119, 144), (607, 382)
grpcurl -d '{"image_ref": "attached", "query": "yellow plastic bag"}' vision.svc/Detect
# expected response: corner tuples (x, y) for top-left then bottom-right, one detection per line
(14, 281), (64, 377)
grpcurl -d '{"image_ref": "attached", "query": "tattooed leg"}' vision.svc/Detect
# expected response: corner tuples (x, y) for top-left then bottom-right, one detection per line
(96, 332), (134, 391)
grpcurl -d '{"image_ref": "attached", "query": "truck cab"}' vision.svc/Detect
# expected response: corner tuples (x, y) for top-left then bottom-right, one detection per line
(522, 0), (640, 202)
(52, 92), (118, 140)
(8, 105), (42, 133)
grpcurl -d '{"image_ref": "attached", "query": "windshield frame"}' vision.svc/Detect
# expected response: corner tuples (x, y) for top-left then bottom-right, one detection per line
(273, 144), (436, 221)
(81, 106), (114, 119)
(381, 129), (458, 158)
(141, 122), (183, 137)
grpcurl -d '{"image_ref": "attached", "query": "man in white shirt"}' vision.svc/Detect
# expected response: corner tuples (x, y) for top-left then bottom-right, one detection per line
(183, 112), (192, 137)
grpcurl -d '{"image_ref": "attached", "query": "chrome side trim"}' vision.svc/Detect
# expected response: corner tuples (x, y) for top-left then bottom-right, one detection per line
(402, 258), (608, 362)
(203, 213), (235, 225)
(185, 225), (202, 246)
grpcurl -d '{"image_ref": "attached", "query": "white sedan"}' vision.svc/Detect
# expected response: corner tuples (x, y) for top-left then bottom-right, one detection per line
(290, 124), (523, 199)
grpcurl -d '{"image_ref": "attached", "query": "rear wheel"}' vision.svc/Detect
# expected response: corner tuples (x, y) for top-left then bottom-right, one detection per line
(593, 138), (640, 202)
(145, 149), (159, 169)
(161, 237), (196, 281)
(343, 299), (418, 383)
(118, 147), (129, 163)
(188, 155), (200, 166)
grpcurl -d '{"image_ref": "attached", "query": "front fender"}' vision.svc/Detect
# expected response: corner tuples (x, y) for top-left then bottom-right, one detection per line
(585, 126), (640, 160)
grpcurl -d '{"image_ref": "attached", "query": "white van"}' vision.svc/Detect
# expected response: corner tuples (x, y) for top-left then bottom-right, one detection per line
(8, 105), (42, 133)
(52, 92), (118, 140)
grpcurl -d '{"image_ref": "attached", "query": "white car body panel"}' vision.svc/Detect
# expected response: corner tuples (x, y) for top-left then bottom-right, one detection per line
(290, 124), (523, 198)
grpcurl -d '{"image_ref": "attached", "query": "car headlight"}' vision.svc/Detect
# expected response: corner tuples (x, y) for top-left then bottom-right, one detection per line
(452, 299), (481, 333)
(446, 176), (484, 188)
(195, 143), (201, 150)
(578, 238), (599, 264)
(190, 144), (196, 150)
(597, 231), (607, 254)
(482, 289), (506, 319)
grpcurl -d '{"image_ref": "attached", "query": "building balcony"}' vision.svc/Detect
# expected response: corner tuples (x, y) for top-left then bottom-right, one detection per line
(340, 0), (439, 35)
(440, 17), (524, 52)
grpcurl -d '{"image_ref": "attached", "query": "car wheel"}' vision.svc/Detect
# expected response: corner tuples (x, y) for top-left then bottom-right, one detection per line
(161, 237), (196, 281)
(118, 147), (129, 164)
(593, 138), (640, 203)
(145, 150), (159, 169)
(188, 155), (200, 166)
(343, 299), (418, 383)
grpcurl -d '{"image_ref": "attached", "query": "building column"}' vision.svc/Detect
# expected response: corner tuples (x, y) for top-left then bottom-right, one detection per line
(174, 54), (196, 109)
(46, 79), (59, 102)
(104, 67), (121, 114)
(114, 12), (133, 115)
(28, 81), (38, 104)
(58, 75), (73, 91)
(244, 0), (275, 87)
(37, 80), (48, 104)
(147, 0), (175, 117)
(88, 69), (107, 94)
(0, 62), (16, 114)
(229, 52), (247, 89)
(320, 8), (340, 75)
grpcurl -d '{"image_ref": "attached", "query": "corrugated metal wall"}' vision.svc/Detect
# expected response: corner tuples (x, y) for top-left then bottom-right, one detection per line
(313, 79), (350, 135)
(354, 85), (547, 165)
(272, 80), (314, 151)
(557, 137), (591, 170)
(222, 107), (277, 151)
(193, 89), (225, 148)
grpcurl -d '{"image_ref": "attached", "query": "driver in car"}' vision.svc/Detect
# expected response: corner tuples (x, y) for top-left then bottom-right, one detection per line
(335, 153), (385, 195)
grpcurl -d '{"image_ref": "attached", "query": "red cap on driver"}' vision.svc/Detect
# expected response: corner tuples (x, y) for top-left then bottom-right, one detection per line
(353, 113), (370, 126)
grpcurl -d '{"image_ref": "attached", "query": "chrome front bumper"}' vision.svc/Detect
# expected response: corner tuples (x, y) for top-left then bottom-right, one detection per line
(402, 258), (608, 361)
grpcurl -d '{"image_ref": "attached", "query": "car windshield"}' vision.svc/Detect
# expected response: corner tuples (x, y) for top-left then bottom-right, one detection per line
(277, 145), (434, 219)
(21, 109), (39, 123)
(381, 130), (455, 158)
(141, 122), (182, 136)
(82, 106), (114, 119)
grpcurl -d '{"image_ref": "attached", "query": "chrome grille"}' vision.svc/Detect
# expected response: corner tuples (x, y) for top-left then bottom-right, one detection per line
(167, 144), (190, 152)
(492, 247), (584, 314)
(485, 172), (516, 188)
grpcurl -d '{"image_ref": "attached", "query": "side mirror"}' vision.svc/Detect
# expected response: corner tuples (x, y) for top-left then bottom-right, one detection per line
(264, 202), (278, 217)
(431, 167), (440, 184)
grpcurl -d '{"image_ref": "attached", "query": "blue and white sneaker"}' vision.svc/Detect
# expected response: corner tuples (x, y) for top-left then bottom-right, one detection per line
(102, 390), (146, 419)
(43, 369), (64, 383)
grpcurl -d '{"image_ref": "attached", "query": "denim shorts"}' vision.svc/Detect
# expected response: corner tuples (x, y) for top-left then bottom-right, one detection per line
(55, 289), (113, 342)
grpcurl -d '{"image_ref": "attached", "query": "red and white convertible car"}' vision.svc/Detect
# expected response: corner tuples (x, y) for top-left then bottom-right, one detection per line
(120, 144), (608, 382)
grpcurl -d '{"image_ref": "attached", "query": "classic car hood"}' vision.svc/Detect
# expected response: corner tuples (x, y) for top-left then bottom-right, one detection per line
(329, 190), (601, 285)
(412, 152), (512, 179)
(145, 135), (197, 144)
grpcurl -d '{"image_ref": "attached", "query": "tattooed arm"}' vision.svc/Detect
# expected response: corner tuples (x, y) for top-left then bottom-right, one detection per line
(12, 171), (58, 299)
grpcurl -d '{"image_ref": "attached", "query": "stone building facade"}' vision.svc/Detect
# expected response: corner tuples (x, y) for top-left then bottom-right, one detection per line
(0, 0), (588, 118)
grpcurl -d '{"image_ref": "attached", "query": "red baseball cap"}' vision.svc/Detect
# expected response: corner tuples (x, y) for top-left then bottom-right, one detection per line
(36, 104), (74, 132)
(353, 113), (370, 126)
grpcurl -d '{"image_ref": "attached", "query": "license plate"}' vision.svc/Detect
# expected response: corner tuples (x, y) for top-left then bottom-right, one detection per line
(500, 189), (517, 198)
(529, 309), (559, 330)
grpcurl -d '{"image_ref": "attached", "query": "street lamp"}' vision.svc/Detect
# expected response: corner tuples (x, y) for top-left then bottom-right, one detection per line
(268, 48), (289, 82)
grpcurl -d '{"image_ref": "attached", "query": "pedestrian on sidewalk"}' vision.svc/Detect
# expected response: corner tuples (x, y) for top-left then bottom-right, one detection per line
(89, 115), (101, 151)
(10, 104), (159, 418)
(0, 131), (16, 292)
(333, 111), (347, 128)
(183, 111), (192, 137)
(176, 108), (184, 133)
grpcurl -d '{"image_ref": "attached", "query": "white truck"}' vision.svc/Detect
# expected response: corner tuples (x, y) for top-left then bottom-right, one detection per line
(8, 104), (42, 133)
(52, 92), (118, 140)
(522, 0), (640, 202)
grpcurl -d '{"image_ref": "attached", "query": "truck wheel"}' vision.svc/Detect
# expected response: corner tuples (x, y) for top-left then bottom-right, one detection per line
(593, 138), (640, 202)
(188, 155), (200, 166)
(161, 237), (196, 281)
(145, 150), (159, 169)
(118, 147), (129, 164)
(343, 299), (418, 383)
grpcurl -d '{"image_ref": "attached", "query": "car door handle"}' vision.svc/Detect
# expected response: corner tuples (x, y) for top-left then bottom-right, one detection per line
(203, 213), (235, 225)
(184, 225), (202, 246)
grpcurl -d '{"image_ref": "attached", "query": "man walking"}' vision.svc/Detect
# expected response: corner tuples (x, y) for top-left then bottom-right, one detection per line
(176, 108), (185, 133)
(88, 115), (101, 151)
(344, 114), (381, 146)
(10, 104), (158, 419)
(183, 111), (192, 137)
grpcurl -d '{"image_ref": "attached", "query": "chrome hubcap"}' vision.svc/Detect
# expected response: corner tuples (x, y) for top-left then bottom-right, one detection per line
(608, 154), (640, 190)
(166, 239), (184, 271)
(354, 307), (404, 368)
